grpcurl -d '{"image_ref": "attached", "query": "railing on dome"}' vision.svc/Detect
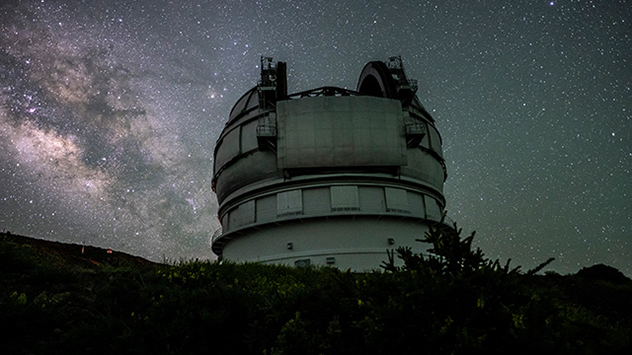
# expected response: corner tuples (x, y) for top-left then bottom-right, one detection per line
(387, 56), (418, 94)
(210, 227), (222, 245)
(256, 124), (277, 137)
(287, 86), (363, 99)
(258, 56), (278, 110)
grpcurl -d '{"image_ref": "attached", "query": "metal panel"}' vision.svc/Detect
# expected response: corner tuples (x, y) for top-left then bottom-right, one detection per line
(277, 190), (302, 216)
(241, 119), (259, 152)
(385, 187), (409, 213)
(302, 187), (330, 215)
(331, 186), (359, 211)
(419, 121), (430, 149)
(229, 200), (255, 229)
(424, 195), (442, 221)
(221, 213), (229, 232)
(277, 96), (405, 169)
(358, 186), (385, 213)
(215, 128), (240, 169)
(256, 194), (276, 223)
(229, 88), (257, 121)
(407, 191), (425, 218)
(400, 149), (445, 194)
(239, 200), (255, 225)
(428, 125), (443, 158)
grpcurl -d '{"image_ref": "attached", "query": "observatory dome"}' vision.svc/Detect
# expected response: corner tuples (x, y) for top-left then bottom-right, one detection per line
(211, 57), (448, 270)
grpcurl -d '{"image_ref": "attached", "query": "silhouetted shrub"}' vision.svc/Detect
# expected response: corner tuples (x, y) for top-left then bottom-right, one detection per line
(577, 264), (631, 284)
(2, 229), (631, 354)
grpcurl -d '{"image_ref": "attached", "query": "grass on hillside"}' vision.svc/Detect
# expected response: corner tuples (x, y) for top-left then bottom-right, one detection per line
(1, 227), (631, 355)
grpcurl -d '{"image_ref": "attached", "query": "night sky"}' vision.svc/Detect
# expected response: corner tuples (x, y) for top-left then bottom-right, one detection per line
(1, 0), (630, 275)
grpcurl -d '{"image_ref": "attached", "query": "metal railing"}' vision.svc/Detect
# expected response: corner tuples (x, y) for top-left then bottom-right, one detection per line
(210, 226), (223, 245)
(256, 124), (277, 137)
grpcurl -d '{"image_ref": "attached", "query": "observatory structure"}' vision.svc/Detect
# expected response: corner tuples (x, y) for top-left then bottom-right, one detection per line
(211, 57), (448, 270)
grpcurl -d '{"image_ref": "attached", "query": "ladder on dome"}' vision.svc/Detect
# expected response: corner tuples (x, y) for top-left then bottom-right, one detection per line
(257, 56), (278, 151)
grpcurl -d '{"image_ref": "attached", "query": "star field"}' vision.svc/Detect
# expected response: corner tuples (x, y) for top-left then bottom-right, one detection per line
(1, 0), (630, 274)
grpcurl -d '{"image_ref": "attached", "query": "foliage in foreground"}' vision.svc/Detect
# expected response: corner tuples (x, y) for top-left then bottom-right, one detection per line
(1, 227), (631, 355)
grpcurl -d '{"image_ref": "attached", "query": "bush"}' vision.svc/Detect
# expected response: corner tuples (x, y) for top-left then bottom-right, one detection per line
(576, 264), (631, 285)
(2, 227), (631, 354)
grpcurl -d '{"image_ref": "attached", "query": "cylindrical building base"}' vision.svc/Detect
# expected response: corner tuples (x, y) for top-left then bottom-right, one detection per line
(221, 216), (433, 271)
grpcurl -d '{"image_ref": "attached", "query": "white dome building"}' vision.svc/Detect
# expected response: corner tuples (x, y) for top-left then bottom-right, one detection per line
(211, 57), (448, 270)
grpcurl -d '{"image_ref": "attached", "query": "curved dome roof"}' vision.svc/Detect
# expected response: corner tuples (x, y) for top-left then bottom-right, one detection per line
(227, 86), (259, 126)
(213, 58), (446, 205)
(357, 59), (434, 122)
(357, 61), (398, 98)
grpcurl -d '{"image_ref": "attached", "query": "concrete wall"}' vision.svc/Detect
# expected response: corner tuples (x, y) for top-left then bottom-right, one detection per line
(222, 216), (432, 271)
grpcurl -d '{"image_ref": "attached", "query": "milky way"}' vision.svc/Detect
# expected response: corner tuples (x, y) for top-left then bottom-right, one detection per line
(1, 0), (630, 274)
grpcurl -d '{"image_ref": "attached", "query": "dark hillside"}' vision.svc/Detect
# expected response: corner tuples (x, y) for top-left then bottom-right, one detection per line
(1, 230), (631, 355)
(1, 232), (158, 270)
